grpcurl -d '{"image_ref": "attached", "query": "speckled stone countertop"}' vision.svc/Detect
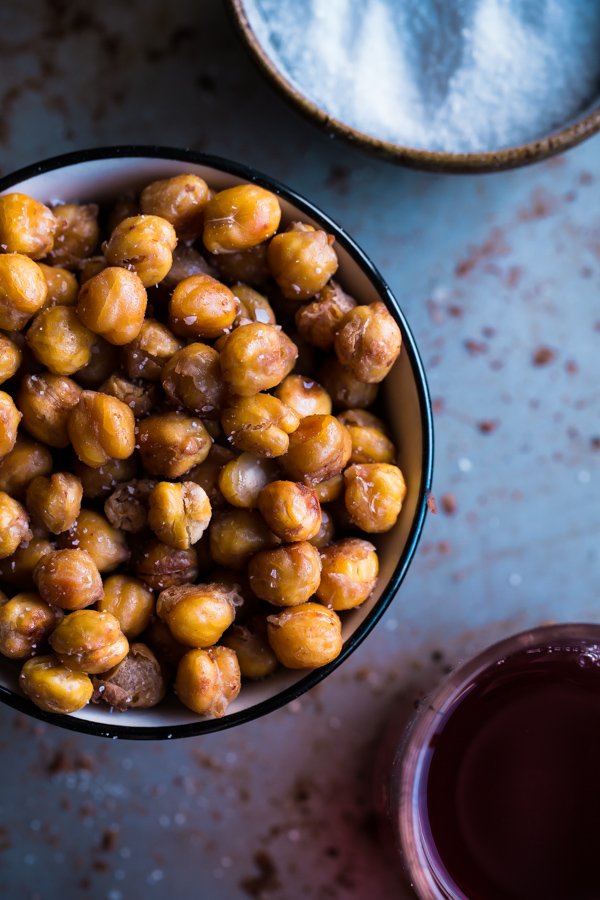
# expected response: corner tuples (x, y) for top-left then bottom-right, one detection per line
(1, 2), (600, 898)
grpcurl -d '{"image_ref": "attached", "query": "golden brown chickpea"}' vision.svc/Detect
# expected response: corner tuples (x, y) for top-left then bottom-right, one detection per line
(334, 301), (402, 383)
(176, 645), (241, 717)
(258, 480), (322, 542)
(143, 617), (188, 671)
(281, 414), (352, 486)
(26, 473), (83, 535)
(147, 481), (212, 550)
(103, 478), (155, 533)
(267, 224), (338, 300)
(221, 614), (278, 680)
(26, 306), (96, 375)
(343, 422), (396, 465)
(99, 373), (157, 419)
(219, 323), (297, 396)
(168, 273), (238, 340)
(0, 434), (53, 498)
(157, 582), (240, 648)
(103, 215), (177, 287)
(162, 243), (217, 291)
(46, 203), (100, 268)
(74, 455), (138, 499)
(274, 375), (332, 418)
(78, 255), (109, 285)
(186, 443), (234, 512)
(161, 343), (229, 419)
(336, 408), (388, 432)
(33, 548), (103, 610)
(0, 252), (48, 330)
(344, 463), (407, 533)
(122, 318), (184, 382)
(20, 653), (93, 714)
(106, 194), (140, 235)
(58, 509), (130, 573)
(313, 473), (344, 503)
(0, 492), (32, 559)
(96, 574), (154, 639)
(74, 336), (120, 389)
(0, 193), (60, 259)
(318, 357), (379, 409)
(68, 390), (135, 467)
(267, 602), (342, 669)
(0, 332), (21, 384)
(77, 267), (147, 345)
(248, 541), (322, 607)
(135, 539), (198, 591)
(218, 452), (278, 508)
(0, 537), (54, 591)
(49, 609), (129, 674)
(0, 391), (21, 459)
(221, 393), (300, 458)
(137, 412), (211, 478)
(0, 592), (63, 660)
(92, 642), (167, 710)
(309, 506), (335, 550)
(203, 184), (281, 254)
(231, 284), (276, 327)
(17, 372), (81, 448)
(140, 174), (209, 240)
(294, 281), (357, 350)
(37, 263), (79, 309)
(209, 508), (279, 570)
(211, 240), (270, 286)
(316, 538), (379, 610)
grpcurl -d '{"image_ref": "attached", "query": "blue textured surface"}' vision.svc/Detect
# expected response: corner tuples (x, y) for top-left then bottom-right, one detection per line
(1, 2), (600, 898)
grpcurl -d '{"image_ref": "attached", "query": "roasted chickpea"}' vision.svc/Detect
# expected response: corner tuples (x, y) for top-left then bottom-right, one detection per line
(147, 481), (212, 550)
(231, 284), (276, 327)
(335, 301), (402, 383)
(33, 548), (103, 610)
(0, 252), (48, 330)
(258, 481), (322, 542)
(77, 267), (147, 345)
(0, 193), (59, 258)
(344, 463), (407, 533)
(74, 455), (138, 499)
(218, 452), (278, 508)
(103, 478), (155, 533)
(219, 323), (297, 396)
(17, 372), (80, 448)
(281, 414), (352, 486)
(309, 506), (335, 550)
(37, 263), (79, 309)
(267, 602), (342, 669)
(121, 318), (184, 382)
(78, 255), (109, 285)
(26, 473), (83, 534)
(313, 473), (344, 503)
(140, 174), (209, 240)
(343, 423), (396, 465)
(137, 412), (211, 478)
(186, 444), (235, 511)
(96, 575), (154, 639)
(249, 541), (321, 607)
(0, 434), (53, 498)
(274, 375), (332, 418)
(0, 492), (32, 559)
(267, 224), (338, 300)
(26, 306), (96, 375)
(221, 614), (278, 680)
(103, 215), (177, 287)
(157, 582), (240, 648)
(135, 539), (198, 591)
(168, 273), (238, 340)
(0, 332), (22, 383)
(20, 654), (93, 714)
(316, 538), (379, 610)
(58, 509), (130, 573)
(162, 243), (217, 291)
(318, 357), (379, 409)
(175, 646), (241, 717)
(161, 343), (229, 419)
(68, 390), (135, 467)
(0, 537), (54, 590)
(74, 336), (120, 389)
(0, 391), (21, 459)
(221, 393), (300, 457)
(0, 592), (63, 660)
(294, 281), (357, 350)
(100, 373), (157, 419)
(143, 617), (188, 671)
(92, 642), (167, 710)
(209, 508), (278, 570)
(47, 203), (100, 268)
(203, 184), (281, 254)
(49, 609), (129, 674)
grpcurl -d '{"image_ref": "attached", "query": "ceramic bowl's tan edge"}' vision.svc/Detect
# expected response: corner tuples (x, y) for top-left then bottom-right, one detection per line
(227, 0), (600, 174)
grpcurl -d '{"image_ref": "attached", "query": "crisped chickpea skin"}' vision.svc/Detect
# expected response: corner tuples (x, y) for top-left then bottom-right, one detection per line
(0, 252), (48, 330)
(122, 318), (184, 382)
(295, 281), (357, 350)
(281, 414), (352, 486)
(0, 333), (22, 384)
(267, 602), (343, 669)
(68, 390), (135, 467)
(135, 539), (198, 592)
(140, 174), (209, 240)
(344, 463), (407, 533)
(37, 263), (79, 309)
(57, 509), (130, 574)
(0, 592), (64, 660)
(137, 412), (211, 479)
(17, 372), (81, 448)
(148, 481), (212, 550)
(175, 646), (241, 717)
(218, 452), (278, 508)
(20, 654), (93, 714)
(77, 267), (147, 345)
(318, 357), (379, 410)
(267, 224), (338, 301)
(221, 614), (278, 680)
(221, 393), (300, 458)
(157, 582), (240, 648)
(47, 203), (100, 269)
(103, 215), (177, 287)
(26, 306), (96, 375)
(25, 473), (83, 534)
(258, 481), (322, 542)
(202, 184), (281, 254)
(49, 609), (129, 674)
(248, 541), (322, 606)
(0, 434), (53, 498)
(162, 343), (229, 419)
(231, 284), (276, 327)
(33, 548), (104, 610)
(0, 492), (32, 559)
(274, 375), (332, 419)
(100, 373), (157, 419)
(169, 273), (238, 340)
(0, 391), (21, 458)
(104, 478), (155, 533)
(316, 538), (379, 610)
(335, 301), (402, 383)
(219, 323), (297, 396)
(209, 508), (279, 570)
(96, 575), (154, 639)
(92, 642), (167, 710)
(0, 193), (60, 259)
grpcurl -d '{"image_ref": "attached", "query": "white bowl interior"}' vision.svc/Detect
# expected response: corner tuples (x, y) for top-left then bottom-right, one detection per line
(0, 156), (427, 732)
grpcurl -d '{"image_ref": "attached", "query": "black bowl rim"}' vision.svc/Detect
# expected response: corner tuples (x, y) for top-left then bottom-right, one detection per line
(0, 145), (434, 739)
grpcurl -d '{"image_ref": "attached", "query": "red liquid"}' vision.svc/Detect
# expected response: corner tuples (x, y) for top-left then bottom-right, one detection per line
(424, 647), (600, 900)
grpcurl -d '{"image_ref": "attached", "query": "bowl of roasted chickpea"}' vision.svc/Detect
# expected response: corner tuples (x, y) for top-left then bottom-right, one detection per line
(0, 146), (433, 738)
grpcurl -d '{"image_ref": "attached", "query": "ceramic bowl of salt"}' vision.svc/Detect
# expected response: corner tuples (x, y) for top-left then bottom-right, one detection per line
(227, 0), (600, 172)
